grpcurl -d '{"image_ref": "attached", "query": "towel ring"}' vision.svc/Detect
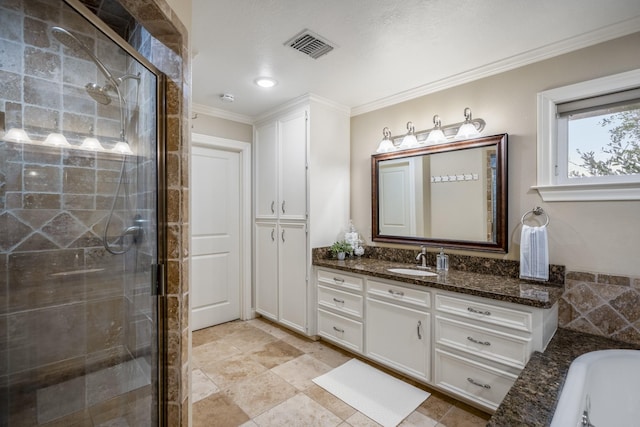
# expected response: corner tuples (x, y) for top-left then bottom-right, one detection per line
(521, 206), (549, 227)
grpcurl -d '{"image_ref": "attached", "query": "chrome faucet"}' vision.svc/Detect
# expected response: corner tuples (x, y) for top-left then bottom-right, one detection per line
(415, 246), (428, 268)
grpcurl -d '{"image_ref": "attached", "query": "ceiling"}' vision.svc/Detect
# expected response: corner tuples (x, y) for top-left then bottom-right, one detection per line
(191, 0), (640, 122)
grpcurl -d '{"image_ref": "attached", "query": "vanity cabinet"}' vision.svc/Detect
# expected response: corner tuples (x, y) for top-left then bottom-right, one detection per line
(314, 266), (558, 412)
(433, 291), (557, 410)
(317, 269), (365, 352)
(366, 279), (431, 381)
(254, 96), (350, 335)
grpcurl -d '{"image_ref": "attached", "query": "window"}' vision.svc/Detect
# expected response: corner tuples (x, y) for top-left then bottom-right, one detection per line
(536, 69), (640, 201)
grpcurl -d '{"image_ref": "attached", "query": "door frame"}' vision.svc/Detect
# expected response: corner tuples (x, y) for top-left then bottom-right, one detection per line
(191, 133), (253, 321)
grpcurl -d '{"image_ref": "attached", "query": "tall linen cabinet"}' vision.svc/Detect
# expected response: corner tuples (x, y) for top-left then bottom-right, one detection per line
(253, 95), (350, 335)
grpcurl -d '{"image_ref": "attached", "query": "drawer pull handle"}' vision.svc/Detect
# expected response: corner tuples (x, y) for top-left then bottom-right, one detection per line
(467, 336), (491, 346)
(388, 289), (405, 297)
(281, 200), (286, 214)
(333, 298), (345, 304)
(333, 277), (345, 284)
(467, 307), (491, 316)
(417, 320), (422, 340)
(333, 326), (344, 333)
(270, 229), (275, 241)
(467, 378), (491, 389)
(270, 201), (275, 214)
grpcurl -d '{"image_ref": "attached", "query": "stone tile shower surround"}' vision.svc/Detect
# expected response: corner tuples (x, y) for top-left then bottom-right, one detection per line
(1, 0), (190, 425)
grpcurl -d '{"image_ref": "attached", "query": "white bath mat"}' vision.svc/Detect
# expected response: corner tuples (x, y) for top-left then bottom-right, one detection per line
(312, 358), (429, 427)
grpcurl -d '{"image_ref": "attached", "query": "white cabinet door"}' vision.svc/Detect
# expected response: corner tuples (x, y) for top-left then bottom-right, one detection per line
(278, 110), (307, 221)
(278, 222), (307, 333)
(366, 298), (430, 381)
(255, 222), (278, 321)
(255, 121), (278, 219)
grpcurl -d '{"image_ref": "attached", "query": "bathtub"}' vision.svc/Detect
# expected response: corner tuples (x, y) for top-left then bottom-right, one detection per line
(550, 349), (640, 427)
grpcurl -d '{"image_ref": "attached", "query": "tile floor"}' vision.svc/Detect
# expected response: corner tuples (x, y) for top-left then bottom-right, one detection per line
(192, 317), (491, 427)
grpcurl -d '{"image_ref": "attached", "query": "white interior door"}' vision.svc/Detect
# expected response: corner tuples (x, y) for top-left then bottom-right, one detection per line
(379, 160), (416, 236)
(191, 145), (240, 330)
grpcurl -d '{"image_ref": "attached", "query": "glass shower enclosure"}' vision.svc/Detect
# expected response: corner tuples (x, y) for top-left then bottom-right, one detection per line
(0, 0), (165, 425)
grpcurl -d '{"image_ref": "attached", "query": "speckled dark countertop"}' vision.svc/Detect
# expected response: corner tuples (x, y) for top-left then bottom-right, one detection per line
(313, 257), (562, 308)
(488, 328), (640, 426)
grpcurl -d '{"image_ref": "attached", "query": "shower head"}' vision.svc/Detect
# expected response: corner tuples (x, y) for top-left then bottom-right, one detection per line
(51, 26), (117, 86)
(85, 82), (114, 105)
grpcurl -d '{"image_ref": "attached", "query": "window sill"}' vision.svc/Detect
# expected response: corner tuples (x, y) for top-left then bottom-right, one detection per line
(532, 182), (640, 202)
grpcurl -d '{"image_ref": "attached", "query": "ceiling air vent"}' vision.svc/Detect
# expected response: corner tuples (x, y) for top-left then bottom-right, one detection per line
(285, 29), (335, 59)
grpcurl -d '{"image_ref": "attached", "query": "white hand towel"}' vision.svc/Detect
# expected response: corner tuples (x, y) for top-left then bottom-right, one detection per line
(520, 224), (549, 281)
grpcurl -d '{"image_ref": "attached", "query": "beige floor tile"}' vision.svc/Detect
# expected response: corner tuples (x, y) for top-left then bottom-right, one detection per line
(246, 318), (292, 339)
(399, 410), (438, 427)
(281, 332), (327, 353)
(307, 344), (352, 368)
(252, 392), (342, 427)
(192, 340), (242, 368)
(437, 405), (490, 427)
(192, 393), (249, 427)
(271, 354), (333, 391)
(238, 421), (258, 427)
(304, 384), (357, 420)
(416, 391), (457, 421)
(218, 327), (279, 352)
(192, 368), (220, 403)
(248, 339), (304, 369)
(193, 326), (227, 347)
(344, 411), (383, 427)
(223, 370), (298, 418)
(200, 353), (268, 389)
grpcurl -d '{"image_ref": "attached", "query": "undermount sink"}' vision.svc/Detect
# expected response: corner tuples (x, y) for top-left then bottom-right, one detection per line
(387, 268), (438, 277)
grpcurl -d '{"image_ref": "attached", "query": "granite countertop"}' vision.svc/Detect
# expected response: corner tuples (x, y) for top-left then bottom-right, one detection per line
(313, 257), (562, 308)
(488, 328), (640, 426)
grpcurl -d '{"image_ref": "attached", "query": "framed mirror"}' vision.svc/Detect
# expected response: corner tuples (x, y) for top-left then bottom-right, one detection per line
(371, 133), (508, 252)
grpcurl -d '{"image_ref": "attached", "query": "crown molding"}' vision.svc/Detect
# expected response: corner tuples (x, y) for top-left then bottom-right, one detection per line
(351, 17), (640, 117)
(192, 103), (253, 125)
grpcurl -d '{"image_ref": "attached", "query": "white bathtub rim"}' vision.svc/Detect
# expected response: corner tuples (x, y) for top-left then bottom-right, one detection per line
(549, 349), (640, 427)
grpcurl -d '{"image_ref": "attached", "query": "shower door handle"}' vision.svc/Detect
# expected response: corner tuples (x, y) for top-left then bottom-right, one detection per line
(153, 263), (165, 296)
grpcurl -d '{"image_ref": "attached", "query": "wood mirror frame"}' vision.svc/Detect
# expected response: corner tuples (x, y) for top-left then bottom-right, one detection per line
(371, 133), (508, 253)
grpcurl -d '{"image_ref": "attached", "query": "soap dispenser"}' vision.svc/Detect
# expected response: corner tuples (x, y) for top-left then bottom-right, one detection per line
(436, 248), (449, 272)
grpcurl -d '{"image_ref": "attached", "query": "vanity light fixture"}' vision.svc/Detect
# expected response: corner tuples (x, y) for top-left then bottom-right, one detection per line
(376, 127), (394, 153)
(80, 125), (104, 151)
(375, 108), (486, 153)
(113, 141), (133, 154)
(400, 121), (418, 149)
(425, 115), (446, 145)
(455, 107), (481, 139)
(3, 128), (32, 143)
(44, 132), (71, 147)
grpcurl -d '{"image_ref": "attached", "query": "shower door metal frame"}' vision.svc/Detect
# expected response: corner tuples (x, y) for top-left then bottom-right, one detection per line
(62, 1), (168, 425)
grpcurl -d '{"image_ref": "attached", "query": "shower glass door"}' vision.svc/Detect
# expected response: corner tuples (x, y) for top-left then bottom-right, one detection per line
(0, 0), (164, 425)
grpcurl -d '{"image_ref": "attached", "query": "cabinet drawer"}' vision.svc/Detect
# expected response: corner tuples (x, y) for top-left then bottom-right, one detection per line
(435, 316), (531, 368)
(317, 269), (363, 292)
(435, 294), (532, 333)
(434, 349), (517, 411)
(318, 309), (363, 353)
(318, 285), (363, 318)
(368, 279), (430, 308)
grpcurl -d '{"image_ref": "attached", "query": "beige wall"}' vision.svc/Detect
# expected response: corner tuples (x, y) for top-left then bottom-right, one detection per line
(192, 113), (253, 143)
(165, 0), (192, 34)
(351, 32), (640, 276)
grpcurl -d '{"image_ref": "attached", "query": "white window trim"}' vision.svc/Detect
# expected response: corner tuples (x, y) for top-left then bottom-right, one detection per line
(534, 68), (640, 201)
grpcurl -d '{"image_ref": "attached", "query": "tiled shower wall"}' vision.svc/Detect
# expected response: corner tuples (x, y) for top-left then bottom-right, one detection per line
(559, 271), (640, 346)
(0, 0), (157, 413)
